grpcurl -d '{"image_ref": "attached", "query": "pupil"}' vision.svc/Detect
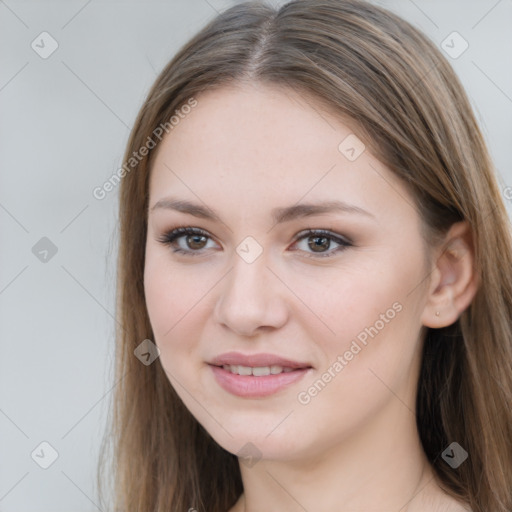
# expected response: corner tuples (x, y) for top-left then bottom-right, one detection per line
(309, 236), (328, 252)
(188, 235), (206, 249)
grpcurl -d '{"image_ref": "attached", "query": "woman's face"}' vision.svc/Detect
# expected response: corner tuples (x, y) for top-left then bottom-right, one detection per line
(144, 82), (432, 461)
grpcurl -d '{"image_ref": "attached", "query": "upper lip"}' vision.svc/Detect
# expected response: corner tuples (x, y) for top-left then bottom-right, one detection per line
(210, 352), (312, 369)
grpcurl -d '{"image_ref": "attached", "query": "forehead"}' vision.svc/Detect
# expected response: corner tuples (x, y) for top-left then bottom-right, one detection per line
(153, 83), (350, 174)
(148, 83), (412, 224)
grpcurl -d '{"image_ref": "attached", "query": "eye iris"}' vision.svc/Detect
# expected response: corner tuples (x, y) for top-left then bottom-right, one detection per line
(187, 234), (207, 250)
(308, 235), (329, 252)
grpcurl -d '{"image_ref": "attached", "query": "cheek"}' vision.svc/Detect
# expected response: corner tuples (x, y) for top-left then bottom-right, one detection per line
(286, 257), (414, 343)
(292, 279), (423, 452)
(143, 252), (224, 391)
(292, 248), (426, 382)
(143, 254), (200, 354)
(143, 262), (202, 407)
(144, 245), (205, 333)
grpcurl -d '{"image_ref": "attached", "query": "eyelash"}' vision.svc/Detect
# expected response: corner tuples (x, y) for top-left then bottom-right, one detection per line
(156, 226), (353, 259)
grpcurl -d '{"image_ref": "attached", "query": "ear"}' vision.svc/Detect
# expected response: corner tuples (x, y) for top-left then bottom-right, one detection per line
(421, 221), (479, 328)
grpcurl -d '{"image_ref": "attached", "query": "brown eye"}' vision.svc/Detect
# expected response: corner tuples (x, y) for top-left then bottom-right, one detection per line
(157, 226), (352, 259)
(291, 229), (352, 258)
(157, 227), (217, 256)
(186, 233), (208, 250)
(308, 235), (331, 252)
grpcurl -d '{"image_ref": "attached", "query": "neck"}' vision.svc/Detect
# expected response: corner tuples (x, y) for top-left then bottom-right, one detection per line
(231, 400), (447, 512)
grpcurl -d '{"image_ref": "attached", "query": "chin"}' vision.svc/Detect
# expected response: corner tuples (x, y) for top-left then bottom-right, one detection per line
(199, 415), (308, 463)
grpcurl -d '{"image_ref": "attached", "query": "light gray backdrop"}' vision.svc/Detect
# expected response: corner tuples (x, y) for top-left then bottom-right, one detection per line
(1, 0), (511, 511)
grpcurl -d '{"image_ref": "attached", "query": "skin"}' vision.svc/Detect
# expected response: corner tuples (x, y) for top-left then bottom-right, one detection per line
(143, 82), (477, 512)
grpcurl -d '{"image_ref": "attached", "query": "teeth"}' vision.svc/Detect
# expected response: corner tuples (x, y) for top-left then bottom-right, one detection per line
(236, 365), (252, 376)
(252, 366), (270, 376)
(222, 364), (296, 376)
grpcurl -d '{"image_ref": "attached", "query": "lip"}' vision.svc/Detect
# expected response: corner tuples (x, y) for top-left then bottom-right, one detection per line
(208, 351), (312, 398)
(210, 366), (311, 398)
(210, 351), (311, 369)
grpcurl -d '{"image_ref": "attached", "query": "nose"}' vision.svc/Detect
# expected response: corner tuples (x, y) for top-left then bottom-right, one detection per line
(213, 249), (289, 337)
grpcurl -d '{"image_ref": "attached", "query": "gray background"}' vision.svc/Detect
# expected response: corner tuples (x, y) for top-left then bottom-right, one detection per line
(0, 0), (511, 510)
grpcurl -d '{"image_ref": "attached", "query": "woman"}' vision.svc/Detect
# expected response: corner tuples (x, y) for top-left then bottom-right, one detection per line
(98, 1), (512, 511)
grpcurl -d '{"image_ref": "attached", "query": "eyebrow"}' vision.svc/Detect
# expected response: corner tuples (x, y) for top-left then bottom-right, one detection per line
(150, 197), (375, 224)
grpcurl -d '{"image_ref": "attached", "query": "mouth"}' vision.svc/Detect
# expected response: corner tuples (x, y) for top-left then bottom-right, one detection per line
(208, 352), (313, 398)
(215, 364), (303, 376)
(209, 351), (312, 370)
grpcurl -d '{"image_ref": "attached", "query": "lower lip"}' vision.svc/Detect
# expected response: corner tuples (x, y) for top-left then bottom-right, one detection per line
(209, 365), (311, 398)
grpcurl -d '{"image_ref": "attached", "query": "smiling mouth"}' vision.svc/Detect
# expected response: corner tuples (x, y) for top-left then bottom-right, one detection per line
(215, 364), (307, 376)
(209, 363), (312, 398)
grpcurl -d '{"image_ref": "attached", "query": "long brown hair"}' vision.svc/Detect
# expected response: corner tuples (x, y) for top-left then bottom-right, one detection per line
(98, 1), (512, 510)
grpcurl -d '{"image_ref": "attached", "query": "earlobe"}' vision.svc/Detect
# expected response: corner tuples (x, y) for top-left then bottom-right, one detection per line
(421, 221), (479, 329)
